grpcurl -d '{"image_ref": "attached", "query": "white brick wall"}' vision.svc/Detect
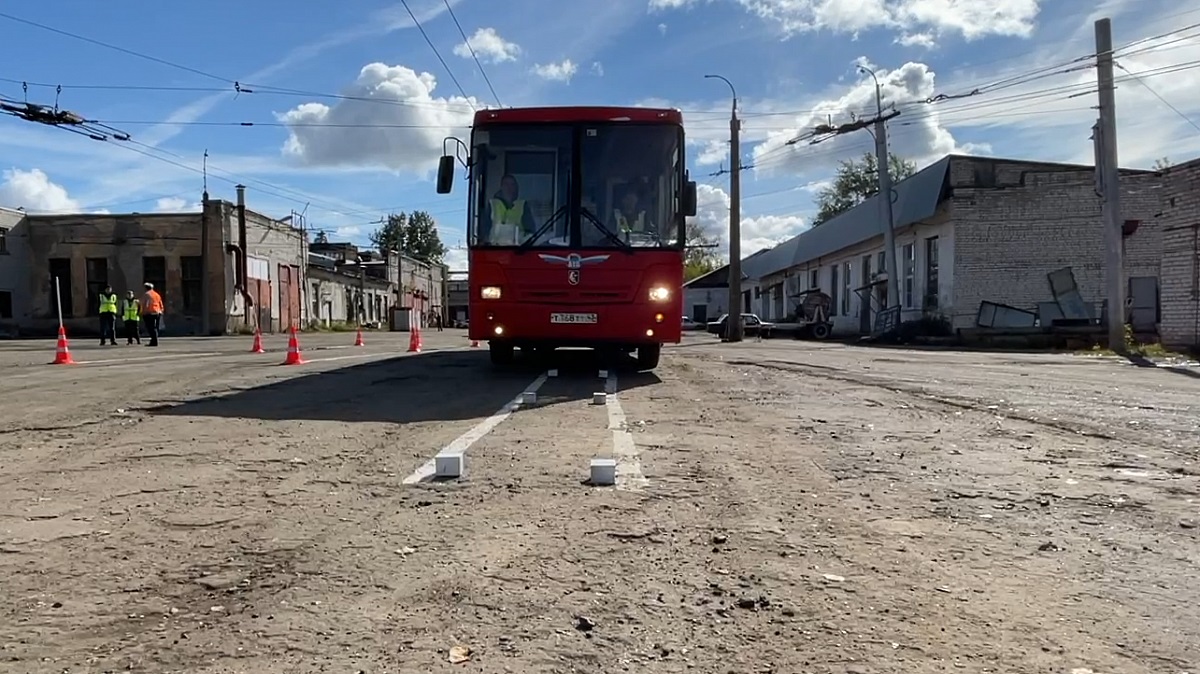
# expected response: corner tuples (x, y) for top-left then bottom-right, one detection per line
(950, 169), (1161, 329)
(1157, 159), (1200, 348)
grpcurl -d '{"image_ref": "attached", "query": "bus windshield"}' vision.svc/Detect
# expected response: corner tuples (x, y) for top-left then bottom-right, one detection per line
(469, 124), (683, 249)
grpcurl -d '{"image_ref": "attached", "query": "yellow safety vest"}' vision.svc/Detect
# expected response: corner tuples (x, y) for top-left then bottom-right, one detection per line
(490, 198), (528, 230)
(122, 299), (140, 321)
(99, 293), (118, 314)
(614, 210), (646, 232)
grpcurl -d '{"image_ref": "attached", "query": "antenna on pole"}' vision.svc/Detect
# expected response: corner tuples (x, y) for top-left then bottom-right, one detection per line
(202, 149), (209, 195)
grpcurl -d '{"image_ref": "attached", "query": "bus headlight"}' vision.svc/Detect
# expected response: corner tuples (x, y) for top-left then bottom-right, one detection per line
(648, 286), (670, 302)
(481, 286), (501, 299)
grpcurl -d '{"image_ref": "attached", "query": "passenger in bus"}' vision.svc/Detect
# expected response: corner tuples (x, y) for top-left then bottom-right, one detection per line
(481, 174), (537, 245)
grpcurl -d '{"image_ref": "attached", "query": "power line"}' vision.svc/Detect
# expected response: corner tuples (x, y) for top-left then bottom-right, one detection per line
(1115, 62), (1200, 135)
(441, 0), (501, 107)
(398, 0), (474, 108)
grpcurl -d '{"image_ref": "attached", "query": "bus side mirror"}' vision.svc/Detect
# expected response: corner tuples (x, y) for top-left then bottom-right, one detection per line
(681, 180), (697, 216)
(436, 155), (455, 194)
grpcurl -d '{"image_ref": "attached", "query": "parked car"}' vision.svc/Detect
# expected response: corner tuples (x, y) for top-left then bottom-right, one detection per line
(706, 313), (775, 338)
(682, 316), (704, 331)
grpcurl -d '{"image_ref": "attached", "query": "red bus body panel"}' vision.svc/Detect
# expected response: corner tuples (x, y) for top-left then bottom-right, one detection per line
(468, 248), (683, 347)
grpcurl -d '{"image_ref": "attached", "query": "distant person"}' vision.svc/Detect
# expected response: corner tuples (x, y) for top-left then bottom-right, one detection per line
(481, 174), (537, 244)
(98, 285), (119, 346)
(140, 282), (163, 346)
(121, 290), (141, 345)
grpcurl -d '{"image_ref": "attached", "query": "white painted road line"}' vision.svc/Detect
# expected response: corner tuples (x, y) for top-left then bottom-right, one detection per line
(402, 372), (550, 484)
(605, 372), (647, 490)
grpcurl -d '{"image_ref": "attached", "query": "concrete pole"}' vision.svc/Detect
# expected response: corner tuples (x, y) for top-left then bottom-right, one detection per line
(1095, 18), (1126, 350)
(706, 74), (742, 341)
(862, 66), (900, 310)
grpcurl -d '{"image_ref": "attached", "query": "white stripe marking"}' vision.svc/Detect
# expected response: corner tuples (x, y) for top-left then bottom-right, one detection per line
(605, 372), (647, 489)
(402, 372), (549, 484)
(72, 351), (225, 365)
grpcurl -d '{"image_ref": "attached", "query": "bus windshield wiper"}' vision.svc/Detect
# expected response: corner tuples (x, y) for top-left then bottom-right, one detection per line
(516, 205), (567, 251)
(581, 207), (631, 251)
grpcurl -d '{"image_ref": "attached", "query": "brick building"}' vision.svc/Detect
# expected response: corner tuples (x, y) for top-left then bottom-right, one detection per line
(1156, 158), (1200, 349)
(0, 190), (306, 336)
(751, 154), (1161, 335)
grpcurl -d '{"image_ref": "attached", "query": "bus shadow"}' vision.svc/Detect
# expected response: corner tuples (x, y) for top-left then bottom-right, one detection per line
(149, 349), (660, 425)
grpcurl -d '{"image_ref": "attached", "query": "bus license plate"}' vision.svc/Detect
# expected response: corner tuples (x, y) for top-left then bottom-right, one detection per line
(550, 312), (597, 324)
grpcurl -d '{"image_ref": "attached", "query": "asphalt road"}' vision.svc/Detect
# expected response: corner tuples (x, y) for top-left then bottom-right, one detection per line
(0, 329), (1196, 673)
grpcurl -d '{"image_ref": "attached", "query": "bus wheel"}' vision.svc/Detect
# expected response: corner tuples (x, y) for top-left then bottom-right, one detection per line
(636, 344), (661, 370)
(489, 341), (514, 365)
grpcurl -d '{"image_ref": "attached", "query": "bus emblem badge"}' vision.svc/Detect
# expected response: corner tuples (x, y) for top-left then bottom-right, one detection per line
(538, 253), (610, 270)
(568, 270), (580, 285)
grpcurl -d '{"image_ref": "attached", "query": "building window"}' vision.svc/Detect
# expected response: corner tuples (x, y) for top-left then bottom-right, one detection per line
(0, 227), (8, 254)
(809, 268), (819, 290)
(841, 261), (852, 315)
(829, 264), (839, 316)
(181, 256), (203, 315)
(0, 290), (11, 318)
(902, 243), (915, 308)
(877, 251), (885, 274)
(924, 236), (940, 309)
(143, 256), (166, 300)
(48, 258), (73, 317)
(85, 257), (109, 314)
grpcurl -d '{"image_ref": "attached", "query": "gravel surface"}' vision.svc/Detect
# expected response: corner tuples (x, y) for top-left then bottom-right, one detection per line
(1, 331), (1196, 672)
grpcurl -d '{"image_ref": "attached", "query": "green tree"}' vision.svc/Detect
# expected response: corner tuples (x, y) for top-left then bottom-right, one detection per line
(370, 210), (447, 263)
(684, 220), (722, 281)
(813, 152), (917, 225)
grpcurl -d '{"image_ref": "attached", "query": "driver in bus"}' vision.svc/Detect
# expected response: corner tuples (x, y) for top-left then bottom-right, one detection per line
(612, 187), (654, 237)
(481, 174), (537, 245)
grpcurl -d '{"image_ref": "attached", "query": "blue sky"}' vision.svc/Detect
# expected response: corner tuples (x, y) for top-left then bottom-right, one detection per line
(3, 0), (1200, 270)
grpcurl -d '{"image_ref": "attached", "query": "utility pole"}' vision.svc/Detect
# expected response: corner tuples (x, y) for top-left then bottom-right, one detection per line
(1095, 18), (1125, 351)
(860, 66), (901, 309)
(803, 68), (902, 310)
(707, 74), (743, 341)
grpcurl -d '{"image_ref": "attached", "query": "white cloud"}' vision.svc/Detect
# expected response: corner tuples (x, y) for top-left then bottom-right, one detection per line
(532, 59), (578, 82)
(658, 23), (668, 34)
(443, 247), (469, 271)
(0, 168), (80, 212)
(139, 0), (464, 148)
(696, 139), (730, 166)
(650, 0), (1041, 40)
(691, 183), (806, 258)
(591, 61), (605, 76)
(752, 61), (962, 176)
(896, 31), (936, 48)
(153, 196), (202, 212)
(334, 225), (362, 237)
(278, 63), (476, 172)
(452, 27), (521, 63)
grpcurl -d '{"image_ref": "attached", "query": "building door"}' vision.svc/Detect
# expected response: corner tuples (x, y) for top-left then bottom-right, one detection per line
(278, 264), (294, 331)
(859, 254), (873, 334)
(693, 304), (707, 323)
(1128, 276), (1159, 333)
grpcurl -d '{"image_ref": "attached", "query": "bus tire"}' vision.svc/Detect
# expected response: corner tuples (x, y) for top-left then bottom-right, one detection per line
(636, 343), (661, 370)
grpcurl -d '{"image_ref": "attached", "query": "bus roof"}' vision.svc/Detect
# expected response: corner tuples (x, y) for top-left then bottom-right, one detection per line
(473, 106), (683, 125)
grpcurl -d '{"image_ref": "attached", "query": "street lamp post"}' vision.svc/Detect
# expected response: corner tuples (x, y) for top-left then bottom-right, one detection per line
(705, 74), (743, 342)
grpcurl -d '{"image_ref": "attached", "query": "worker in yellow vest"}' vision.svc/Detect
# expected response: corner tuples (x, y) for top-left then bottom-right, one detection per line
(98, 285), (119, 346)
(613, 188), (654, 239)
(121, 290), (141, 345)
(481, 174), (537, 245)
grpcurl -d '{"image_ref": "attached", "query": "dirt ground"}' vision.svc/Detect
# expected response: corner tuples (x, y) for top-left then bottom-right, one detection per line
(1, 329), (1197, 673)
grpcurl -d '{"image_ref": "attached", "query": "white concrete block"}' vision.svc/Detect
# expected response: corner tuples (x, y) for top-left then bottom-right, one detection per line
(521, 391), (537, 405)
(592, 392), (607, 405)
(590, 458), (617, 486)
(598, 369), (608, 378)
(548, 369), (558, 377)
(435, 452), (463, 478)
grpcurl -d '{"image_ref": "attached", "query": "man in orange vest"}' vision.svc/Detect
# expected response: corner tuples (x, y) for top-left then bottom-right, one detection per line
(140, 282), (164, 346)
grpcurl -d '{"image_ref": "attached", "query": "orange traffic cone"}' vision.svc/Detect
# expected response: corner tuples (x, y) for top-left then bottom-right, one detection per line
(51, 326), (75, 365)
(407, 325), (422, 353)
(282, 327), (306, 365)
(250, 328), (265, 353)
(354, 327), (365, 347)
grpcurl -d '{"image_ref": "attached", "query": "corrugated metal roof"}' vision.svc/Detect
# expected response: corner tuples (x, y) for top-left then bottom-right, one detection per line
(758, 155), (951, 277)
(683, 247), (774, 287)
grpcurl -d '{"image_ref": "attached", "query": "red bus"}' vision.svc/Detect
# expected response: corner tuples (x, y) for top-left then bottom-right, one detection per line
(436, 106), (697, 370)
